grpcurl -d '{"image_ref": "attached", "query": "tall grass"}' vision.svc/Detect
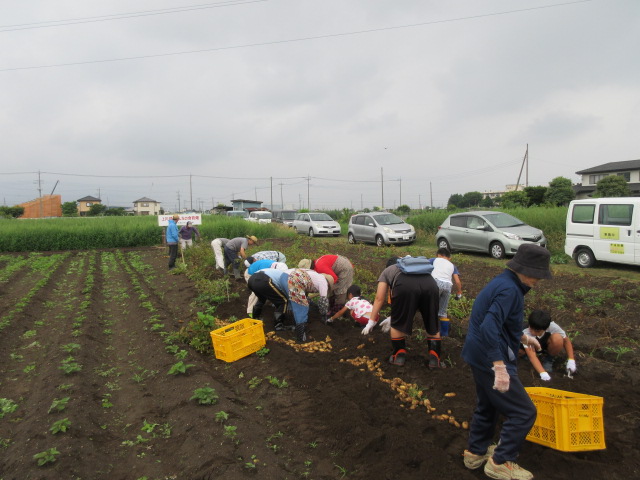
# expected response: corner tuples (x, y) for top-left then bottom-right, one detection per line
(0, 216), (296, 253)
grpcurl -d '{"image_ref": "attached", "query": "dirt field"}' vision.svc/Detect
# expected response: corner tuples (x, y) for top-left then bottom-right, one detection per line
(1, 238), (639, 480)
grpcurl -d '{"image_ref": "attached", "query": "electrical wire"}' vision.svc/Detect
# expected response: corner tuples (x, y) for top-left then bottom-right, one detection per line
(0, 0), (594, 72)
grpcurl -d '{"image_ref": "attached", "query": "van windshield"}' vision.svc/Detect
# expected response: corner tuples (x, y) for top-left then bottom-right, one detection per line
(254, 212), (272, 219)
(281, 212), (296, 220)
(228, 211), (249, 218)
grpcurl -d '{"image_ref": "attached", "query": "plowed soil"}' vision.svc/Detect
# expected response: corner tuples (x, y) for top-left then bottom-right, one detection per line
(1, 238), (639, 480)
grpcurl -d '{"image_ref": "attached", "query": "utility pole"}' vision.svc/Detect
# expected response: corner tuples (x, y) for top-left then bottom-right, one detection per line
(399, 177), (402, 207)
(430, 182), (433, 209)
(361, 194), (363, 211)
(37, 170), (43, 218)
(307, 175), (310, 211)
(270, 177), (273, 210)
(419, 194), (422, 210)
(177, 191), (181, 212)
(381, 167), (384, 210)
(189, 174), (193, 211)
(515, 145), (528, 191)
(280, 183), (284, 210)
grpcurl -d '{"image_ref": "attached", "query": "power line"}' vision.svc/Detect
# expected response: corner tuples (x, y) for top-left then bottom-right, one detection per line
(0, 0), (267, 32)
(0, 0), (594, 72)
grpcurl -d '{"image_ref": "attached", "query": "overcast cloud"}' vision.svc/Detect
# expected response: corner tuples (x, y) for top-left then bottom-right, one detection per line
(1, 0), (638, 211)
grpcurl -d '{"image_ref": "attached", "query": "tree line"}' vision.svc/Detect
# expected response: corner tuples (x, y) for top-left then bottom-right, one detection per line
(447, 175), (632, 209)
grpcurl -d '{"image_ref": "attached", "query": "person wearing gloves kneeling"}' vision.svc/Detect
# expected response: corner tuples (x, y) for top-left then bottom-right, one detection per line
(521, 309), (577, 381)
(461, 244), (551, 480)
(287, 269), (333, 343)
(327, 284), (391, 334)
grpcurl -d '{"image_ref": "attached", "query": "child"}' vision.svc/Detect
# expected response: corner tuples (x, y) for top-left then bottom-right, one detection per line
(328, 285), (390, 335)
(522, 309), (577, 380)
(428, 248), (463, 336)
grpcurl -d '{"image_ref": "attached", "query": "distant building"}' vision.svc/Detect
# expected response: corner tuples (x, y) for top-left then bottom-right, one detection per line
(482, 184), (523, 199)
(230, 199), (264, 211)
(133, 197), (161, 216)
(77, 195), (102, 216)
(573, 159), (640, 198)
(19, 194), (62, 218)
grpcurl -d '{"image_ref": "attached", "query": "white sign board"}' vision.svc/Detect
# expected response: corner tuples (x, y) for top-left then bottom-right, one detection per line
(157, 214), (202, 227)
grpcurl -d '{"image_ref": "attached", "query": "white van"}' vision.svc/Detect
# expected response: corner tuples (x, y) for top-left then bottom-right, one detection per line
(247, 211), (272, 224)
(565, 198), (640, 268)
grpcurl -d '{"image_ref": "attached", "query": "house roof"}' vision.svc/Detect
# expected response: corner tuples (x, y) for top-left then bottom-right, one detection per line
(231, 199), (263, 204)
(576, 159), (640, 174)
(77, 196), (101, 202)
(133, 197), (158, 203)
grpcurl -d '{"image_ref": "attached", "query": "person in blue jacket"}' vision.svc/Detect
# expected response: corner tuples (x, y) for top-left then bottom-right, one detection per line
(461, 244), (550, 480)
(166, 214), (180, 270)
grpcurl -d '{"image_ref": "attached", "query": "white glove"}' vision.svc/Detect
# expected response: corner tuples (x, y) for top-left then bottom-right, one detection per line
(566, 359), (577, 374)
(455, 293), (462, 300)
(379, 317), (391, 333)
(540, 372), (551, 381)
(361, 320), (376, 335)
(492, 364), (510, 393)
(522, 335), (541, 352)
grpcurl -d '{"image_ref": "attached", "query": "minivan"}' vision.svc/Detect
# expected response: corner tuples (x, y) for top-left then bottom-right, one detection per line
(565, 198), (640, 268)
(347, 212), (416, 246)
(247, 211), (272, 223)
(272, 210), (297, 227)
(292, 212), (341, 237)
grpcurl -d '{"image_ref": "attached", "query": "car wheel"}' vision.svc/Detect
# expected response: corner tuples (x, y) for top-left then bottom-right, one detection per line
(348, 233), (357, 244)
(375, 235), (385, 247)
(575, 248), (596, 268)
(489, 241), (505, 259)
(437, 238), (451, 251)
(309, 228), (315, 237)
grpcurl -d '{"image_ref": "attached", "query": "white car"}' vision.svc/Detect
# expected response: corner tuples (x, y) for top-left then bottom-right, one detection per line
(293, 212), (341, 237)
(247, 211), (272, 224)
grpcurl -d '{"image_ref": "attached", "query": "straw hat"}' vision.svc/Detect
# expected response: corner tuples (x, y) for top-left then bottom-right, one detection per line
(246, 235), (258, 244)
(298, 259), (312, 269)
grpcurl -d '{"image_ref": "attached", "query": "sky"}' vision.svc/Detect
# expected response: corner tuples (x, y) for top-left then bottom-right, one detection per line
(1, 0), (639, 212)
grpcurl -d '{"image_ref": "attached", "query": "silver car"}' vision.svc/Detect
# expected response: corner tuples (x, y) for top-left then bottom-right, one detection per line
(436, 211), (547, 259)
(293, 212), (341, 237)
(347, 212), (416, 246)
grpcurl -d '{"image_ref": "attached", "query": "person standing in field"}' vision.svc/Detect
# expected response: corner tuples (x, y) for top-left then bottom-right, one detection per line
(224, 235), (258, 280)
(462, 244), (550, 480)
(166, 214), (180, 270)
(211, 237), (230, 272)
(179, 221), (200, 250)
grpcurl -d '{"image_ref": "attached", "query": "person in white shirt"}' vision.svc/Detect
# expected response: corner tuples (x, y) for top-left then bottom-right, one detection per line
(428, 248), (463, 336)
(521, 309), (577, 381)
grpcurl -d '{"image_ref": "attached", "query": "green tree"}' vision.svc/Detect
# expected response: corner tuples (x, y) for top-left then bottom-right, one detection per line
(479, 196), (495, 208)
(104, 207), (127, 216)
(61, 201), (78, 217)
(88, 204), (108, 216)
(595, 175), (630, 197)
(395, 205), (411, 215)
(500, 191), (528, 208)
(545, 176), (575, 206)
(524, 186), (547, 206)
(0, 206), (25, 218)
(462, 191), (483, 208)
(447, 194), (464, 209)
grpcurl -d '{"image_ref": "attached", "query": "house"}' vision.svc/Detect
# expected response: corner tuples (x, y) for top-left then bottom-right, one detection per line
(19, 194), (62, 218)
(230, 199), (264, 211)
(77, 196), (102, 216)
(574, 159), (640, 198)
(133, 197), (161, 216)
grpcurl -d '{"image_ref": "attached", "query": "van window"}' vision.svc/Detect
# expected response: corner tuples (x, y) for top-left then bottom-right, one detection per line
(572, 204), (595, 224)
(353, 215), (365, 225)
(598, 204), (633, 226)
(365, 216), (375, 227)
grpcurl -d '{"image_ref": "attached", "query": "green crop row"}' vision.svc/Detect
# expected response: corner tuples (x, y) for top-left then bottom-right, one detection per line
(0, 216), (296, 253)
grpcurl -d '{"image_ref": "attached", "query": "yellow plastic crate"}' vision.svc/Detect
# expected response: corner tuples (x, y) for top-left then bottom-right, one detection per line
(526, 387), (606, 452)
(210, 319), (266, 363)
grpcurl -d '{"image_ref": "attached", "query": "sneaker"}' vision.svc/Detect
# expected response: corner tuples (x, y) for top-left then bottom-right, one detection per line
(463, 444), (496, 470)
(484, 457), (533, 480)
(388, 349), (407, 366)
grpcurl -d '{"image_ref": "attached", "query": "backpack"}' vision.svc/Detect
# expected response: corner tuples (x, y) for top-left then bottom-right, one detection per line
(395, 256), (434, 275)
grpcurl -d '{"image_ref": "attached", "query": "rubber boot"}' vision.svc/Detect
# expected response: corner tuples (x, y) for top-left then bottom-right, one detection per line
(428, 338), (444, 369)
(295, 323), (308, 343)
(252, 304), (264, 321)
(273, 311), (285, 331)
(440, 317), (450, 337)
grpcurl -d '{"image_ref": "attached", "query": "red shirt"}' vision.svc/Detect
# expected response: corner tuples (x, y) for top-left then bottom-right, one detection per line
(313, 255), (338, 283)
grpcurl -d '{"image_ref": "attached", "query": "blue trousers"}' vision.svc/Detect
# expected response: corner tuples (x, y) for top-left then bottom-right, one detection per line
(467, 365), (536, 464)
